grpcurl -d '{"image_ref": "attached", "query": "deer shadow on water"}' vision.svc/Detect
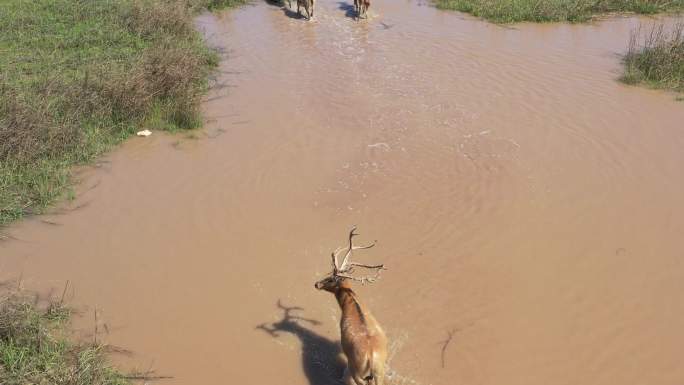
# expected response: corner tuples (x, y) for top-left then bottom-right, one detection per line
(256, 300), (346, 385)
(337, 1), (357, 19)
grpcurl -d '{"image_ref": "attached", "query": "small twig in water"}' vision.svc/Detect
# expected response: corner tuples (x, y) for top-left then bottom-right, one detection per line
(123, 374), (173, 381)
(85, 180), (102, 192)
(367, 142), (390, 151)
(16, 273), (23, 291)
(93, 307), (98, 345)
(0, 232), (20, 242)
(102, 344), (133, 356)
(439, 329), (456, 368)
(59, 280), (70, 306)
(125, 363), (173, 381)
(50, 201), (91, 215)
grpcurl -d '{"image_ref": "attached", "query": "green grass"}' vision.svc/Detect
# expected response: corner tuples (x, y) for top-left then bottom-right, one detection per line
(0, 289), (128, 385)
(623, 23), (684, 94)
(0, 0), (244, 226)
(202, 0), (250, 9)
(435, 0), (684, 22)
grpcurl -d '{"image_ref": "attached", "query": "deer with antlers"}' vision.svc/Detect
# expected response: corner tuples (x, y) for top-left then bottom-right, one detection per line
(314, 226), (387, 385)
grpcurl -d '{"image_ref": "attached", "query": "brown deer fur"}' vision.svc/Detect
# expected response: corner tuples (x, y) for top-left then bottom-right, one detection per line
(314, 227), (387, 385)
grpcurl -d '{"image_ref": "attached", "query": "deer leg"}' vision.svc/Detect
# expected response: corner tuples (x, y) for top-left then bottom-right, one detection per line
(344, 364), (365, 385)
(342, 367), (352, 384)
(371, 366), (385, 385)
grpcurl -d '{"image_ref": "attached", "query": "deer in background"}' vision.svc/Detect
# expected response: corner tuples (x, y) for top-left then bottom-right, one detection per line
(315, 226), (387, 385)
(354, 0), (370, 19)
(297, 0), (315, 20)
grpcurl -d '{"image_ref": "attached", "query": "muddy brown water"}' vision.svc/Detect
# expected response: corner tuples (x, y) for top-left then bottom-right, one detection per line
(2, 1), (684, 384)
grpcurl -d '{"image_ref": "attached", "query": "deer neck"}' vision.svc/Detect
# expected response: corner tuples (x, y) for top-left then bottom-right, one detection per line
(335, 286), (367, 326)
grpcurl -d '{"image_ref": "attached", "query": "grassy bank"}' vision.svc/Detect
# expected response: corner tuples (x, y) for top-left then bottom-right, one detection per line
(623, 23), (684, 94)
(0, 0), (244, 226)
(435, 0), (684, 23)
(0, 289), (128, 384)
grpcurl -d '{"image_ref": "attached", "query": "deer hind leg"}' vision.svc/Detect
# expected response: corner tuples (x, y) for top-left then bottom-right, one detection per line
(370, 366), (384, 385)
(343, 363), (366, 385)
(342, 367), (353, 385)
(341, 367), (361, 385)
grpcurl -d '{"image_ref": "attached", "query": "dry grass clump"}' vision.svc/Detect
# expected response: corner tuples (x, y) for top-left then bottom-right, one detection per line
(623, 23), (684, 94)
(0, 91), (81, 164)
(97, 39), (213, 128)
(0, 288), (128, 385)
(125, 0), (196, 38)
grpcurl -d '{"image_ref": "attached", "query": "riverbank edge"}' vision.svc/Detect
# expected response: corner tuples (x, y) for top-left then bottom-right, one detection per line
(0, 0), (246, 226)
(433, 0), (683, 23)
(0, 286), (132, 384)
(1, 1), (245, 379)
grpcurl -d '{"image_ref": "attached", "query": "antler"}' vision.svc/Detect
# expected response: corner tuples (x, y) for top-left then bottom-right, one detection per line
(331, 246), (346, 272)
(336, 269), (384, 285)
(338, 226), (376, 271)
(330, 226), (385, 284)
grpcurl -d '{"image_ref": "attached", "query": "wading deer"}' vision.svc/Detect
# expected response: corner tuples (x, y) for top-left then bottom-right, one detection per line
(297, 0), (315, 20)
(314, 227), (387, 385)
(354, 0), (370, 19)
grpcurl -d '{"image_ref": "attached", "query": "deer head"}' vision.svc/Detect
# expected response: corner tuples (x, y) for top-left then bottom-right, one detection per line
(314, 226), (386, 292)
